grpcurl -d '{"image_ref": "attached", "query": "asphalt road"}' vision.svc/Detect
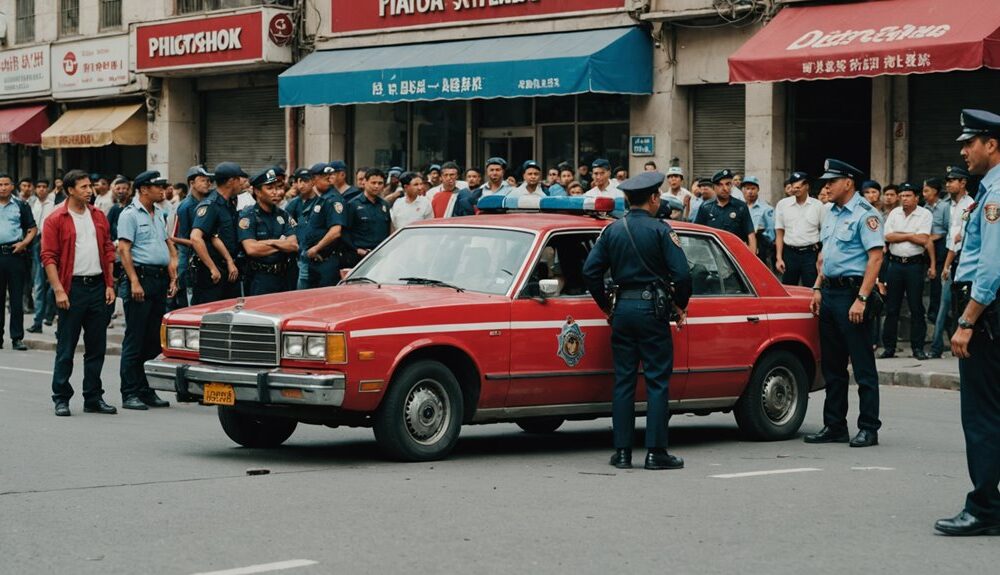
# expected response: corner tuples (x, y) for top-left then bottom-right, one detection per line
(0, 348), (994, 575)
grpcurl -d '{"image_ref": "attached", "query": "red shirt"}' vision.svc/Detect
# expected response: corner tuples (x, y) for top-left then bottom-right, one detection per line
(40, 202), (115, 297)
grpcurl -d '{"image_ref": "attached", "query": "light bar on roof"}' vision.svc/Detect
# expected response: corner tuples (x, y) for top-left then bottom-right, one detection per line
(477, 195), (625, 213)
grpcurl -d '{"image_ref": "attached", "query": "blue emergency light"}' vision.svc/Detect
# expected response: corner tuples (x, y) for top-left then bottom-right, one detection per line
(477, 195), (625, 214)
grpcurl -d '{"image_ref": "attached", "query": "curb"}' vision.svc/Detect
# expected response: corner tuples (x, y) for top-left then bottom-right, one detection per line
(21, 337), (122, 356)
(878, 369), (960, 391)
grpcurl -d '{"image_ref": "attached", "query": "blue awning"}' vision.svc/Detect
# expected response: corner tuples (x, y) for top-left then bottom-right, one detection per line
(279, 27), (651, 107)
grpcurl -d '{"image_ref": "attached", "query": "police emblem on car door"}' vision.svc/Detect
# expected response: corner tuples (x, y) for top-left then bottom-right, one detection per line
(557, 316), (586, 367)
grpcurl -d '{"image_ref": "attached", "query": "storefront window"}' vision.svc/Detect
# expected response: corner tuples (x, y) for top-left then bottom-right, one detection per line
(479, 99), (532, 128)
(541, 125), (574, 170)
(579, 123), (629, 172)
(413, 101), (466, 171)
(536, 96), (575, 124)
(354, 103), (408, 171)
(579, 93), (629, 123)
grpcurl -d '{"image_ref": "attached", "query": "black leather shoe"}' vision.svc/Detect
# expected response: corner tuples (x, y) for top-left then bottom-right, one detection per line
(609, 448), (632, 469)
(26, 324), (42, 334)
(645, 449), (684, 470)
(83, 399), (118, 414)
(43, 319), (53, 326)
(11, 340), (27, 351)
(140, 392), (170, 408)
(913, 350), (929, 360)
(121, 396), (149, 410)
(54, 402), (71, 417)
(878, 350), (896, 359)
(935, 511), (1000, 536)
(803, 427), (850, 443)
(927, 352), (943, 359)
(850, 429), (879, 447)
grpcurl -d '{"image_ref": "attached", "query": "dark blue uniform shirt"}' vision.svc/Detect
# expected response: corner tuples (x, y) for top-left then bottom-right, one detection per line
(305, 189), (347, 250)
(192, 190), (240, 263)
(343, 194), (391, 251)
(286, 194), (319, 255)
(238, 204), (295, 265)
(695, 197), (755, 241)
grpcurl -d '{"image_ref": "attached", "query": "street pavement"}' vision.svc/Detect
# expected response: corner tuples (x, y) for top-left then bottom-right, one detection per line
(0, 347), (993, 575)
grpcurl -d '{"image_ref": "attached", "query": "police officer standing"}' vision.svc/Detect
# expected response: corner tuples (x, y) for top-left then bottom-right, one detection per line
(935, 109), (1000, 537)
(168, 165), (213, 310)
(116, 170), (177, 410)
(583, 171), (692, 470)
(342, 168), (391, 268)
(695, 169), (757, 254)
(239, 168), (298, 296)
(190, 162), (247, 304)
(0, 172), (37, 350)
(304, 163), (347, 287)
(805, 159), (884, 448)
(283, 167), (317, 290)
(775, 172), (825, 287)
(743, 176), (775, 267)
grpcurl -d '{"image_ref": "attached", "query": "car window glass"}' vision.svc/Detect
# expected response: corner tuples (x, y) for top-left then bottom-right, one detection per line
(522, 231), (600, 298)
(680, 234), (750, 296)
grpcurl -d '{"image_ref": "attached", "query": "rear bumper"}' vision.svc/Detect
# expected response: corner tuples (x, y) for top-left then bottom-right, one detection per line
(144, 357), (346, 407)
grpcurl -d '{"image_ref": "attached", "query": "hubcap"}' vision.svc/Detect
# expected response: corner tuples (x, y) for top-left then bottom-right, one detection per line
(761, 367), (798, 425)
(403, 379), (451, 446)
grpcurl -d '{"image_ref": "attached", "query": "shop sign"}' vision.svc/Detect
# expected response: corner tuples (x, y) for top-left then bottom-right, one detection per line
(631, 136), (655, 157)
(0, 45), (50, 98)
(136, 8), (293, 72)
(331, 0), (622, 34)
(52, 35), (130, 95)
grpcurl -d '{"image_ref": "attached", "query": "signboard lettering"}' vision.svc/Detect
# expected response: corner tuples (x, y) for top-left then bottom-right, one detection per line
(136, 11), (265, 72)
(787, 24), (951, 51)
(631, 136), (655, 157)
(52, 35), (130, 95)
(0, 45), (50, 98)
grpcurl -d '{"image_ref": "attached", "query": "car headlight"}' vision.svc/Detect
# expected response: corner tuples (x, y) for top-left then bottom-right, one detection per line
(282, 332), (347, 363)
(185, 329), (200, 351)
(167, 327), (186, 349)
(283, 335), (304, 358)
(306, 336), (326, 359)
(166, 327), (198, 351)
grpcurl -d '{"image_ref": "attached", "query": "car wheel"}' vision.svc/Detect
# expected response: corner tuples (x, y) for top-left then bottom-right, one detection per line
(515, 417), (565, 434)
(217, 407), (298, 448)
(734, 350), (809, 441)
(373, 360), (464, 461)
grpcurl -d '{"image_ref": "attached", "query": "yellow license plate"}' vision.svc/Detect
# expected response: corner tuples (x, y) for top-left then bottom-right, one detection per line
(203, 383), (235, 406)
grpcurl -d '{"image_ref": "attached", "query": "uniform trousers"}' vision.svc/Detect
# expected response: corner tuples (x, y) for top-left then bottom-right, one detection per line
(191, 262), (241, 305)
(0, 251), (27, 342)
(819, 286), (881, 432)
(247, 271), (287, 296)
(927, 238), (947, 322)
(782, 248), (819, 288)
(307, 255), (340, 289)
(119, 269), (167, 400)
(166, 247), (190, 311)
(51, 279), (110, 404)
(610, 298), (674, 449)
(958, 327), (1000, 521)
(930, 277), (953, 357)
(882, 260), (927, 353)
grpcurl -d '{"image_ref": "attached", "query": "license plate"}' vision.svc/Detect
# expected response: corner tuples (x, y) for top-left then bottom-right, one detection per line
(203, 383), (235, 406)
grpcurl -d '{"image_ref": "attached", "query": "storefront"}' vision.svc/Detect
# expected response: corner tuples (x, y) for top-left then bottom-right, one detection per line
(0, 44), (53, 180)
(286, 0), (646, 176)
(135, 6), (295, 182)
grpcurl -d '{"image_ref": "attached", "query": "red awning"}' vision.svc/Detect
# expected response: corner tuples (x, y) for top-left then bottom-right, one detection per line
(0, 105), (49, 146)
(729, 0), (1000, 83)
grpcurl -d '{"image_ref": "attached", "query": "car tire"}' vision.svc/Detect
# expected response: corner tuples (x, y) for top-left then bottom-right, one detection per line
(217, 407), (298, 448)
(515, 417), (565, 434)
(734, 350), (809, 441)
(373, 360), (464, 461)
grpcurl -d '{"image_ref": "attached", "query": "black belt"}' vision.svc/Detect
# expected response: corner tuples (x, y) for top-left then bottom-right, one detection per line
(822, 276), (863, 290)
(72, 275), (103, 286)
(135, 265), (168, 278)
(617, 288), (654, 301)
(249, 261), (288, 275)
(888, 254), (927, 265)
(0, 242), (22, 256)
(786, 243), (821, 253)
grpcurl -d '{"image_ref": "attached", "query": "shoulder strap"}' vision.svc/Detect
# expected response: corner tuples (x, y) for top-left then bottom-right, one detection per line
(622, 215), (670, 284)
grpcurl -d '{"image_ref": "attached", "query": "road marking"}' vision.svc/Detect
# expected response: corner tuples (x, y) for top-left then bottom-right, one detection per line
(191, 559), (318, 575)
(0, 365), (53, 375)
(852, 466), (895, 471)
(710, 468), (821, 479)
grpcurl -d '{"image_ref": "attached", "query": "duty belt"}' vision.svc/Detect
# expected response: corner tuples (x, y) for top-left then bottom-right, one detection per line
(617, 288), (654, 301)
(249, 261), (288, 275)
(822, 276), (863, 289)
(0, 242), (22, 256)
(888, 254), (927, 264)
(786, 243), (821, 253)
(135, 265), (168, 278)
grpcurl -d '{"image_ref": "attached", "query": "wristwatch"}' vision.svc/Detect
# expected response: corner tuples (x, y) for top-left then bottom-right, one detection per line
(958, 317), (976, 330)
(857, 293), (869, 303)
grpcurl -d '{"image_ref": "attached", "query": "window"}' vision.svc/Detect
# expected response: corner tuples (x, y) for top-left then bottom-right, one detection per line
(177, 0), (291, 14)
(16, 0), (35, 43)
(413, 101), (466, 171)
(99, 0), (122, 30)
(522, 232), (600, 298)
(354, 104), (408, 173)
(59, 0), (79, 36)
(680, 234), (751, 297)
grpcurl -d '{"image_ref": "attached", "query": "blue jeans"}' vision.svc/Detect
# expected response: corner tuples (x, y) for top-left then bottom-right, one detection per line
(30, 241), (53, 327)
(296, 255), (310, 290)
(930, 277), (953, 356)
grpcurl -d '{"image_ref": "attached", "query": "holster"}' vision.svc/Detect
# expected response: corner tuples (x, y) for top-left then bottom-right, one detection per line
(651, 280), (673, 322)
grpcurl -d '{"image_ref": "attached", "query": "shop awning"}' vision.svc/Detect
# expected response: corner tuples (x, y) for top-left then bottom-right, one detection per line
(0, 105), (49, 146)
(279, 27), (651, 107)
(41, 104), (146, 149)
(729, 0), (1000, 83)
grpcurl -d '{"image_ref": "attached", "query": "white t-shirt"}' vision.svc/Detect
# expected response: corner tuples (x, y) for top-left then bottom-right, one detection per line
(507, 184), (546, 198)
(69, 208), (103, 277)
(884, 205), (933, 257)
(584, 183), (624, 198)
(774, 196), (825, 246)
(31, 196), (56, 235)
(947, 194), (975, 253)
(391, 195), (433, 229)
(93, 191), (115, 214)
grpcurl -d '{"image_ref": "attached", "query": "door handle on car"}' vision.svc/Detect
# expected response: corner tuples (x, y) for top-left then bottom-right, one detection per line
(746, 316), (761, 323)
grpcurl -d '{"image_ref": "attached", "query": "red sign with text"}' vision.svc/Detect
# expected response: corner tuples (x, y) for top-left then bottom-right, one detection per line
(137, 12), (264, 71)
(331, 0), (622, 34)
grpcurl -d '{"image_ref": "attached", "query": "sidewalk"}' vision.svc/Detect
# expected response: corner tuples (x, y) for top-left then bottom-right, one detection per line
(21, 318), (124, 355)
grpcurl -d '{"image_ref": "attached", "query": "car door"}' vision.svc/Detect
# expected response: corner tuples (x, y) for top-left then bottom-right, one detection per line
(678, 232), (767, 403)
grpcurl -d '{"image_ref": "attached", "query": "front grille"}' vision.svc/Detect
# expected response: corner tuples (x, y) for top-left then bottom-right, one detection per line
(199, 311), (279, 367)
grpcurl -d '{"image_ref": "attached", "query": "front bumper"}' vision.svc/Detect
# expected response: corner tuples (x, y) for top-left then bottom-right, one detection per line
(144, 358), (346, 406)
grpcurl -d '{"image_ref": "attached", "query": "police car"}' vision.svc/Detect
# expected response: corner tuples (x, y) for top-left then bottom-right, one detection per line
(146, 196), (821, 461)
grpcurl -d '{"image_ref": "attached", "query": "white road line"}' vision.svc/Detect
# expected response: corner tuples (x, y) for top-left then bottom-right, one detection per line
(0, 365), (54, 375)
(710, 468), (822, 479)
(191, 559), (318, 575)
(852, 466), (895, 471)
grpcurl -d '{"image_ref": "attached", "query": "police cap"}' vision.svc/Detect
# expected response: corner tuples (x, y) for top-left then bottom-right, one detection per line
(427, 164), (442, 174)
(712, 169), (734, 184)
(898, 182), (918, 193)
(327, 160), (348, 173)
(213, 162), (248, 182)
(817, 159), (864, 182)
(742, 176), (760, 188)
(111, 175), (130, 187)
(946, 165), (971, 180)
(270, 165), (286, 177)
(388, 166), (403, 178)
(250, 168), (280, 188)
(309, 162), (334, 176)
(956, 109), (1000, 142)
(788, 171), (809, 184)
(522, 160), (541, 172)
(486, 157), (507, 169)
(666, 166), (684, 177)
(591, 158), (611, 170)
(292, 167), (311, 182)
(861, 180), (882, 192)
(186, 165), (213, 182)
(134, 170), (169, 189)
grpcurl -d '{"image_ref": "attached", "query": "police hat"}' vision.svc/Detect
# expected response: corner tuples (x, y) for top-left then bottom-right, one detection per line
(788, 171), (809, 184)
(111, 175), (130, 187)
(486, 157), (507, 169)
(618, 171), (665, 195)
(134, 170), (169, 188)
(427, 164), (442, 174)
(213, 162), (248, 182)
(292, 167), (311, 181)
(861, 180), (882, 192)
(956, 109), (1000, 142)
(898, 182), (918, 193)
(946, 165), (971, 180)
(250, 168), (280, 188)
(711, 169), (734, 184)
(742, 176), (760, 188)
(817, 159), (864, 182)
(666, 167), (684, 177)
(522, 160), (541, 172)
(327, 160), (348, 173)
(388, 166), (403, 178)
(270, 165), (286, 177)
(186, 165), (213, 182)
(591, 158), (611, 170)
(309, 162), (334, 176)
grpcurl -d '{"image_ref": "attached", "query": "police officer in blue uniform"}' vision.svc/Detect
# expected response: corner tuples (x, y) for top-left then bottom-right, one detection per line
(304, 163), (347, 288)
(116, 170), (177, 410)
(695, 169), (757, 255)
(583, 171), (693, 470)
(169, 165), (213, 310)
(805, 159), (885, 448)
(342, 168), (391, 269)
(190, 162), (247, 304)
(935, 109), (1000, 536)
(238, 168), (298, 296)
(283, 167), (315, 290)
(0, 172), (37, 350)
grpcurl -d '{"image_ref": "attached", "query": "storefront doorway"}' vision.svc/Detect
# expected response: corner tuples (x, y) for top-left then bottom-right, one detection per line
(481, 128), (534, 176)
(790, 78), (872, 179)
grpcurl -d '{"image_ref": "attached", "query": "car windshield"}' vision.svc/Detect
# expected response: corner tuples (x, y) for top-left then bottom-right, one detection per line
(347, 226), (536, 295)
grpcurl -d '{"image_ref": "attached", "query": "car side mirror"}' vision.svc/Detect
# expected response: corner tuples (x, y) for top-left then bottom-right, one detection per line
(539, 279), (560, 299)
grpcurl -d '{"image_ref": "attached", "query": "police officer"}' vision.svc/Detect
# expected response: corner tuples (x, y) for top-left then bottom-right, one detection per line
(743, 176), (775, 267)
(304, 163), (347, 287)
(239, 168), (298, 297)
(805, 159), (884, 448)
(0, 172), (37, 350)
(775, 172), (825, 287)
(284, 167), (317, 290)
(116, 170), (177, 410)
(342, 168), (391, 268)
(190, 162), (247, 304)
(695, 169), (757, 254)
(169, 165), (213, 310)
(470, 157), (511, 205)
(582, 171), (693, 470)
(935, 109), (1000, 536)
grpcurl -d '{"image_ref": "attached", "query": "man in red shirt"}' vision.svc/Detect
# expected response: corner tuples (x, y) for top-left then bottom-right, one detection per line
(430, 162), (474, 218)
(41, 170), (118, 417)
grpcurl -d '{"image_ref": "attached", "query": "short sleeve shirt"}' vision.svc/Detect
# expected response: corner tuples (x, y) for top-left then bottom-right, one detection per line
(946, 194), (975, 252)
(956, 164), (1000, 306)
(695, 197), (755, 240)
(305, 189), (346, 249)
(820, 193), (885, 278)
(0, 198), (35, 244)
(238, 204), (295, 264)
(884, 205), (932, 257)
(192, 190), (240, 261)
(774, 196), (825, 246)
(116, 198), (171, 267)
(346, 195), (391, 249)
